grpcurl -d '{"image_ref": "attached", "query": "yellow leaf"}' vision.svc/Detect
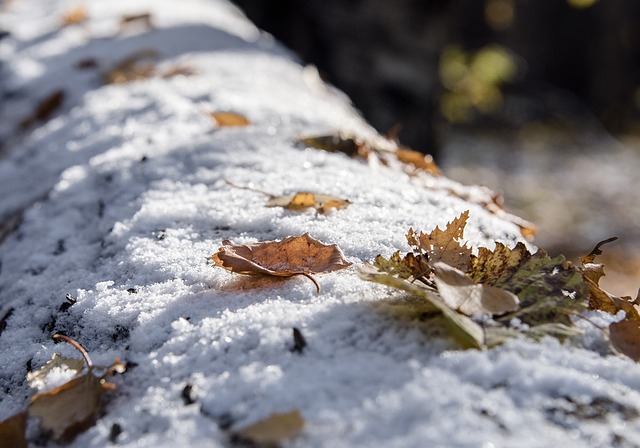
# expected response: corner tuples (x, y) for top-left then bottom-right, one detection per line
(266, 192), (350, 213)
(61, 6), (87, 26)
(209, 112), (251, 127)
(233, 410), (304, 445)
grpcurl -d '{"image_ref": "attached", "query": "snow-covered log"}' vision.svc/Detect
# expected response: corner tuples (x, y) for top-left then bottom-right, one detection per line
(1, 1), (639, 447)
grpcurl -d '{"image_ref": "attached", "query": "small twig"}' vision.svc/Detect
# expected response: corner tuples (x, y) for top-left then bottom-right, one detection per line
(224, 179), (274, 198)
(53, 333), (94, 369)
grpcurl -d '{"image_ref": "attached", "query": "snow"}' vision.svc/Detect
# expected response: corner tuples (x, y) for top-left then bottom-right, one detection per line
(1, 0), (640, 446)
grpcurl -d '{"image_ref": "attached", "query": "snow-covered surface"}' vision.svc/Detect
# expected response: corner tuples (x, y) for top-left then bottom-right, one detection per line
(1, 1), (640, 446)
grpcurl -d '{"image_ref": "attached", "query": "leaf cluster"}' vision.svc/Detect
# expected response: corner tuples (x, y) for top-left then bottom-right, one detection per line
(359, 211), (589, 348)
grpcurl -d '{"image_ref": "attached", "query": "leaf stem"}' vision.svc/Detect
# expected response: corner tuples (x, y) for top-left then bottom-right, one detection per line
(53, 334), (94, 369)
(298, 273), (321, 294)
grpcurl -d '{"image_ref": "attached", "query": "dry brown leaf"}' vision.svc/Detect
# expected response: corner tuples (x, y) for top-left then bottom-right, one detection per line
(27, 354), (85, 389)
(469, 242), (531, 285)
(20, 90), (65, 129)
(395, 148), (441, 176)
(300, 134), (370, 159)
(209, 112), (251, 127)
(585, 277), (640, 320)
(61, 6), (87, 26)
(0, 412), (27, 448)
(211, 234), (351, 293)
(161, 65), (197, 78)
(266, 192), (350, 213)
(233, 410), (304, 445)
(610, 320), (640, 361)
(406, 210), (472, 271)
(119, 13), (153, 32)
(103, 50), (158, 85)
(28, 335), (125, 442)
(432, 262), (519, 317)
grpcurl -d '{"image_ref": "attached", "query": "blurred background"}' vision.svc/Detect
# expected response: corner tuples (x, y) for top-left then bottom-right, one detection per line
(234, 0), (640, 296)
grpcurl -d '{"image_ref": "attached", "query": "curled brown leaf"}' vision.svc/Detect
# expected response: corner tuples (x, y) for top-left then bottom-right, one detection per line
(211, 234), (351, 293)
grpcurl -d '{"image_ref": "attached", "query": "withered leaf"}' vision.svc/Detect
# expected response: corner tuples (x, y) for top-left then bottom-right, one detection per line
(407, 210), (472, 271)
(610, 320), (640, 361)
(209, 112), (251, 127)
(395, 148), (441, 176)
(119, 13), (153, 32)
(577, 237), (640, 320)
(373, 251), (432, 287)
(28, 335), (125, 442)
(358, 264), (484, 348)
(20, 90), (65, 129)
(432, 262), (519, 317)
(233, 410), (304, 445)
(27, 353), (85, 390)
(103, 50), (158, 85)
(585, 278), (640, 320)
(469, 242), (531, 285)
(266, 192), (350, 213)
(61, 6), (87, 26)
(0, 412), (27, 448)
(211, 234), (351, 293)
(300, 133), (370, 159)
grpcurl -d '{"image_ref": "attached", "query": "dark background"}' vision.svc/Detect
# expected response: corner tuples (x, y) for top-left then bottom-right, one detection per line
(233, 0), (640, 155)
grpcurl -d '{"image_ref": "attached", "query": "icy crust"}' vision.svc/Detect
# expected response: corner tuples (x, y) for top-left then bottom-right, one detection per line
(1, 0), (640, 447)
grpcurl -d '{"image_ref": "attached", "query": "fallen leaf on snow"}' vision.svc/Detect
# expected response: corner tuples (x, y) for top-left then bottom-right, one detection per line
(20, 90), (65, 129)
(119, 13), (153, 32)
(225, 179), (349, 213)
(211, 234), (351, 293)
(578, 237), (640, 320)
(233, 410), (304, 445)
(300, 133), (370, 159)
(103, 50), (158, 84)
(395, 148), (441, 176)
(406, 210), (472, 271)
(28, 334), (125, 442)
(610, 320), (640, 361)
(61, 6), (87, 26)
(432, 261), (519, 317)
(209, 112), (251, 127)
(27, 353), (85, 390)
(266, 192), (350, 213)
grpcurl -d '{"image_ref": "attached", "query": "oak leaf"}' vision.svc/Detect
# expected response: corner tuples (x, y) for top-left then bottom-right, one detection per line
(233, 410), (304, 445)
(266, 192), (350, 213)
(209, 112), (251, 127)
(28, 335), (125, 442)
(211, 234), (351, 293)
(407, 210), (472, 271)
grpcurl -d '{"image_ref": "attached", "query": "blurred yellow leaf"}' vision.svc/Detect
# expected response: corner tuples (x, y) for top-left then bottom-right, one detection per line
(233, 410), (304, 445)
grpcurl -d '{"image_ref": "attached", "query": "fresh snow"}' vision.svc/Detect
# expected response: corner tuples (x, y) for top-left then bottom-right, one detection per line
(1, 1), (640, 447)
